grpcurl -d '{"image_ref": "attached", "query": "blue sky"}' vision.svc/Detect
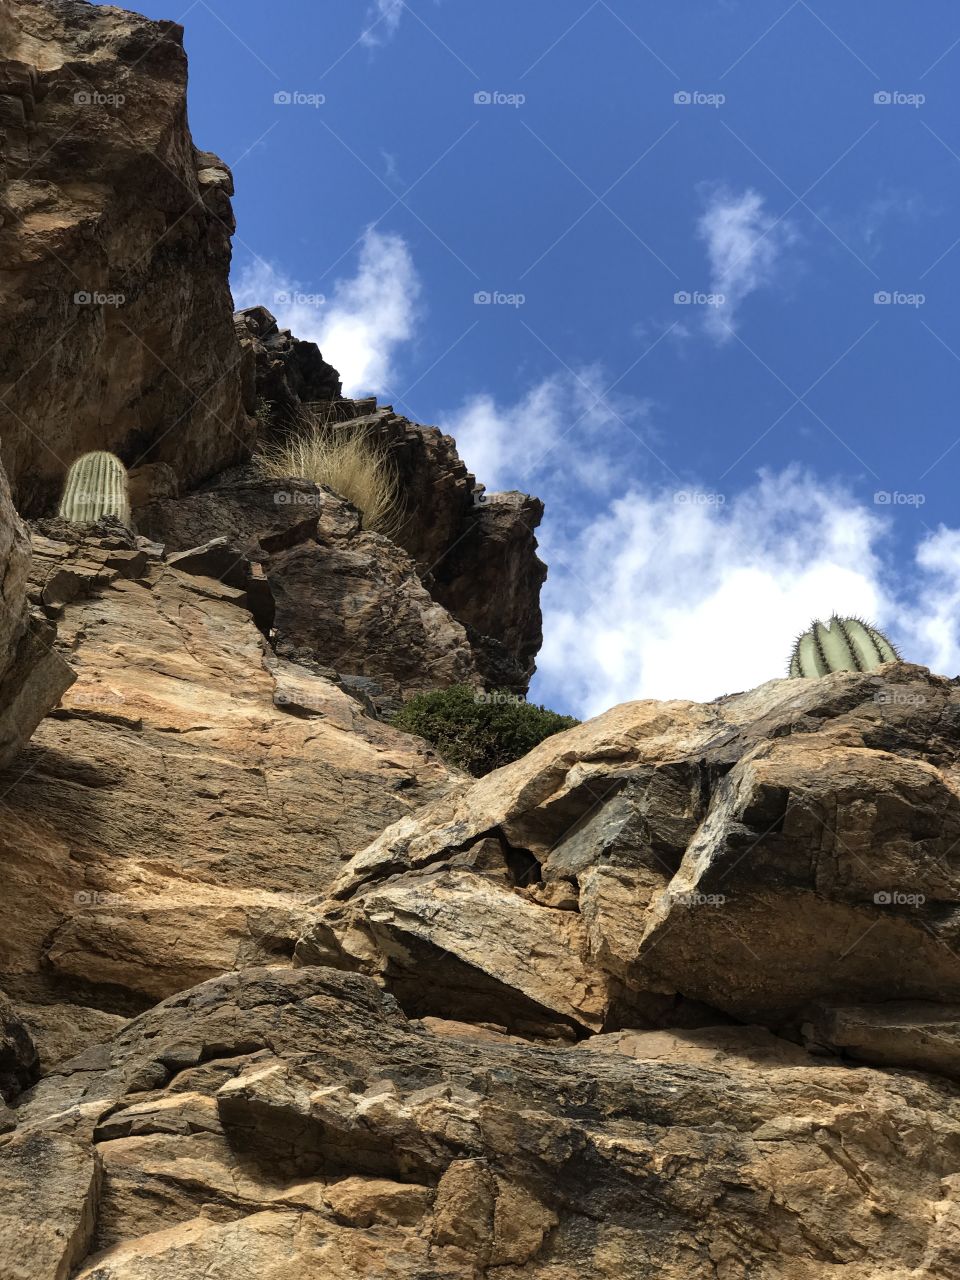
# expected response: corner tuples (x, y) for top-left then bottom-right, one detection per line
(111, 0), (960, 716)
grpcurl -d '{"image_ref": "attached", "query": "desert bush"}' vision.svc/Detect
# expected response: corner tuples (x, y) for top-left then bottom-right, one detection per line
(391, 685), (580, 777)
(257, 408), (403, 536)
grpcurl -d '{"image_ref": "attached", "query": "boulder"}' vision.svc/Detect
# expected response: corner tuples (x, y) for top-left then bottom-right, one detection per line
(307, 664), (960, 1050)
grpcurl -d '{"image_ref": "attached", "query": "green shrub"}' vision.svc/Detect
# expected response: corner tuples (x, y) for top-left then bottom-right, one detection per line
(391, 685), (580, 777)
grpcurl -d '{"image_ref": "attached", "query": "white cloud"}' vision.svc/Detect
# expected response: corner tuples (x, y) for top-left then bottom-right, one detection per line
(440, 368), (651, 494)
(233, 229), (420, 398)
(698, 187), (795, 343)
(532, 468), (960, 720)
(360, 0), (404, 46)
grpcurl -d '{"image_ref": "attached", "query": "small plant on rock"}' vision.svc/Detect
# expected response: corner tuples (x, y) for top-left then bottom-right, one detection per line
(788, 615), (900, 678)
(257, 407), (403, 537)
(58, 451), (130, 525)
(391, 685), (580, 777)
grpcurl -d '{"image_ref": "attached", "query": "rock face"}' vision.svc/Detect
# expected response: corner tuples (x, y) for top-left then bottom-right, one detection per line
(235, 307), (342, 423)
(9, 966), (960, 1280)
(4, 597), (960, 1275)
(0, 457), (74, 767)
(135, 473), (483, 709)
(0, 0), (253, 514)
(211, 333), (547, 693)
(0, 522), (456, 1021)
(311, 663), (960, 1058)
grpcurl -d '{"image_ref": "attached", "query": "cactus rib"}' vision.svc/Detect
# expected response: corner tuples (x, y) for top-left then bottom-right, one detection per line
(58, 451), (131, 526)
(787, 615), (900, 679)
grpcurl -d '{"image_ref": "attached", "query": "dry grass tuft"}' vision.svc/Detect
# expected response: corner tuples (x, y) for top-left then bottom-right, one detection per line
(258, 409), (404, 538)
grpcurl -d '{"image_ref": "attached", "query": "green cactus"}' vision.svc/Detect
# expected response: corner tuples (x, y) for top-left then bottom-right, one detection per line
(58, 452), (131, 525)
(788, 615), (900, 678)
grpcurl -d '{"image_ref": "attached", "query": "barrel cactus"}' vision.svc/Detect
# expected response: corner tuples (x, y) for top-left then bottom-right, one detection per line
(58, 452), (130, 525)
(788, 615), (900, 678)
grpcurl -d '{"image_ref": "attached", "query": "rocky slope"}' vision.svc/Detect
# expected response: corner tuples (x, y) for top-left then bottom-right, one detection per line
(5, 653), (960, 1279)
(3, 3), (960, 1279)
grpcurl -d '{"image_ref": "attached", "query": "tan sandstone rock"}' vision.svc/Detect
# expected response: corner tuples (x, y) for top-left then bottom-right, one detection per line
(309, 664), (960, 1046)
(0, 526), (456, 1015)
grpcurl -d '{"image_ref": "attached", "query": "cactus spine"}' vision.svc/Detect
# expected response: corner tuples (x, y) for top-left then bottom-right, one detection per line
(58, 452), (130, 526)
(788, 615), (899, 678)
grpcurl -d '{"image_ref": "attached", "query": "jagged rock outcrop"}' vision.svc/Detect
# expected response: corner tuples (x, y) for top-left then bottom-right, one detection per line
(178, 324), (548, 692)
(0, 0), (253, 514)
(135, 473), (483, 709)
(0, 457), (74, 767)
(308, 662), (960, 1060)
(235, 307), (342, 423)
(347, 404), (546, 693)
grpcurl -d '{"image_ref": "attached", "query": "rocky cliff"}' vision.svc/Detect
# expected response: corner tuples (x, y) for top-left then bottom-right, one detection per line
(0, 0), (253, 515)
(2, 4), (960, 1280)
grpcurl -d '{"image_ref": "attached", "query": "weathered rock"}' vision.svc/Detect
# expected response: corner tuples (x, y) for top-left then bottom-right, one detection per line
(308, 664), (960, 1045)
(0, 0), (253, 515)
(267, 525), (481, 708)
(234, 307), (341, 423)
(0, 1128), (101, 1280)
(138, 474), (483, 707)
(0, 458), (75, 766)
(360, 407), (547, 693)
(803, 1001), (960, 1080)
(16, 1001), (128, 1074)
(0, 994), (39, 1101)
(217, 333), (547, 692)
(10, 964), (960, 1279)
(0, 526), (456, 1013)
